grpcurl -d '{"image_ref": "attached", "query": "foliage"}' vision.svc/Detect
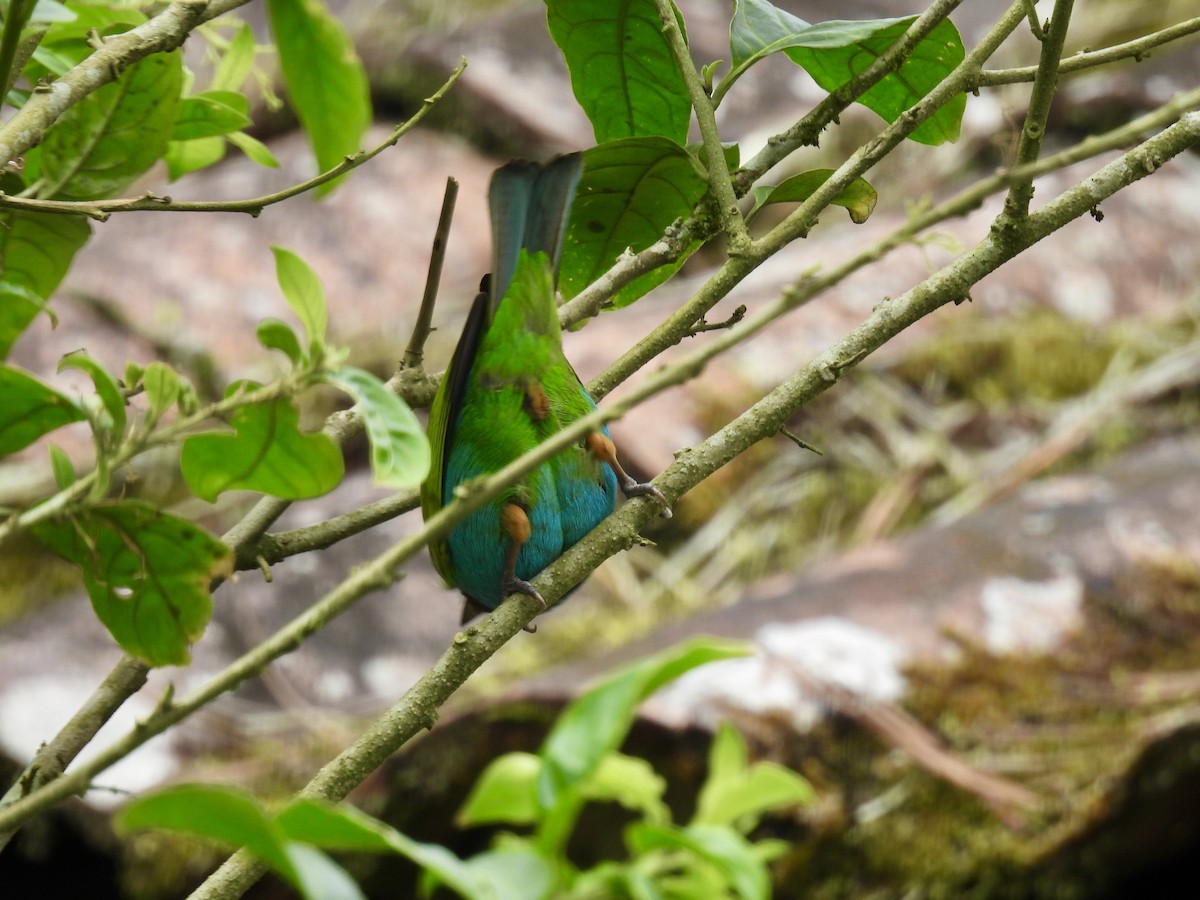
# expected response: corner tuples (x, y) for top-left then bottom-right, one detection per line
(0, 0), (1196, 895)
(119, 637), (809, 900)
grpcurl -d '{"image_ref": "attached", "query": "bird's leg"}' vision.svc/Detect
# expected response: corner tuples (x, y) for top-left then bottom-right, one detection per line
(500, 502), (545, 632)
(586, 432), (672, 518)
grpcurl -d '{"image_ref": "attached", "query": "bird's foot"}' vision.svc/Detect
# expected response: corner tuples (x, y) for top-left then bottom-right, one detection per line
(587, 432), (673, 519)
(504, 576), (546, 633)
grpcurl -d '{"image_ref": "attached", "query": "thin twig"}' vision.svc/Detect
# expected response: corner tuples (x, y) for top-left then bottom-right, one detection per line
(402, 177), (458, 371)
(977, 16), (1200, 87)
(0, 61), (467, 221)
(1002, 0), (1075, 220)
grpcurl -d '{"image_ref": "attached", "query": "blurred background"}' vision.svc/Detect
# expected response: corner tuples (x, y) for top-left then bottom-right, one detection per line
(2, 1), (1199, 897)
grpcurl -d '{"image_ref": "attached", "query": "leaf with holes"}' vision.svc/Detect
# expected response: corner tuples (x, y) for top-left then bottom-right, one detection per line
(32, 502), (231, 666)
(181, 394), (344, 502)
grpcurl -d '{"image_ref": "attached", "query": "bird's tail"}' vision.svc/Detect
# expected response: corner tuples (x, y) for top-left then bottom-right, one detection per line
(487, 153), (582, 313)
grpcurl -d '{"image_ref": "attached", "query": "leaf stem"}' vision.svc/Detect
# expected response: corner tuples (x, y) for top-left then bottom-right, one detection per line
(650, 0), (750, 252)
(1001, 0), (1075, 220)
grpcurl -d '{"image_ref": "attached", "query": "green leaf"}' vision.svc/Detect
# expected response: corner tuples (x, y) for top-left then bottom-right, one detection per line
(32, 501), (230, 666)
(171, 90), (251, 140)
(692, 723), (812, 830)
(271, 246), (328, 351)
(266, 0), (370, 196)
(626, 822), (769, 900)
(727, 1), (965, 145)
(324, 367), (430, 488)
(58, 350), (127, 442)
(750, 168), (877, 224)
(211, 21), (257, 93)
(164, 135), (227, 180)
(545, 0), (691, 144)
(457, 752), (541, 828)
(0, 199), (91, 357)
(584, 753), (670, 825)
(0, 364), (84, 454)
(181, 394), (344, 502)
(257, 319), (305, 365)
(284, 844), (366, 900)
(40, 49), (183, 199)
(228, 130), (280, 168)
(118, 785), (300, 885)
(48, 444), (75, 489)
(141, 361), (180, 425)
(788, 19), (965, 147)
(561, 137), (708, 308)
(538, 637), (751, 812)
(0, 282), (51, 361)
(278, 800), (491, 900)
(459, 841), (557, 900)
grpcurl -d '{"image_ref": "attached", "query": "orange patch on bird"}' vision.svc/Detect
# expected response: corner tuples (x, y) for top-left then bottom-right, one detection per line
(501, 502), (532, 543)
(523, 378), (550, 422)
(586, 431), (617, 464)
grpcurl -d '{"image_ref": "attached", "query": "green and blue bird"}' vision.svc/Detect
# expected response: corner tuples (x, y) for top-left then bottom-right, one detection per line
(421, 154), (669, 622)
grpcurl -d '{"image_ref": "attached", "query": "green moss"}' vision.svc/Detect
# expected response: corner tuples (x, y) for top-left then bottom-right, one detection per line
(773, 550), (1200, 898)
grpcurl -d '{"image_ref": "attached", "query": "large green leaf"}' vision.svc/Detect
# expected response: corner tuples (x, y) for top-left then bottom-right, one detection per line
(537, 637), (750, 812)
(324, 367), (430, 489)
(727, 0), (965, 145)
(39, 49), (183, 199)
(181, 394), (344, 502)
(561, 137), (708, 308)
(545, 0), (691, 144)
(32, 501), (230, 666)
(0, 364), (84, 454)
(0, 177), (91, 357)
(266, 0), (370, 196)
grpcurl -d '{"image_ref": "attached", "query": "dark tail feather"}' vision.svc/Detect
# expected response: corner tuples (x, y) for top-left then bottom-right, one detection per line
(488, 153), (582, 312)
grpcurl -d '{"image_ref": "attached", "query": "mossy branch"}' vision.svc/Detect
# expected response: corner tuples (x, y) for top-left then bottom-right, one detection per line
(187, 106), (1200, 899)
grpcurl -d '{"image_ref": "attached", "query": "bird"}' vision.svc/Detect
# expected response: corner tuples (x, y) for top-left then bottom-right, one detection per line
(421, 153), (669, 624)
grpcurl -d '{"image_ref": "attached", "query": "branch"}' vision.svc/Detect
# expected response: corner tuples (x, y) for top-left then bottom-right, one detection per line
(401, 177), (458, 370)
(187, 108), (1200, 899)
(0, 61), (467, 220)
(651, 0), (750, 252)
(0, 0), (211, 167)
(977, 16), (1200, 86)
(590, 1), (1029, 401)
(1001, 0), (1075, 220)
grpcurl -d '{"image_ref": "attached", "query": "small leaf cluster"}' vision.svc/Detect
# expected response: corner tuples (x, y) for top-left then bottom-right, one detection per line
(119, 637), (811, 900)
(0, 2), (427, 667)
